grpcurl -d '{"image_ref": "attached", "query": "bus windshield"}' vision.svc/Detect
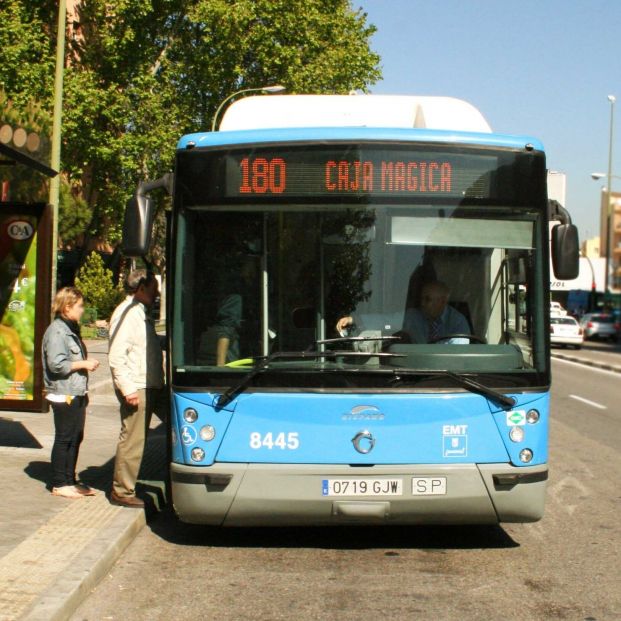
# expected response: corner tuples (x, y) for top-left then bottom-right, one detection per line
(173, 202), (547, 387)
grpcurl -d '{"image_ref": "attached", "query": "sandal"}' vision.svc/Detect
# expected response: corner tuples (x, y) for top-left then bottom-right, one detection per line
(52, 485), (83, 499)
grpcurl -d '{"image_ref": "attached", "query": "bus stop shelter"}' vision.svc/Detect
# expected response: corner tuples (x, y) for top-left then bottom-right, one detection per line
(0, 140), (55, 412)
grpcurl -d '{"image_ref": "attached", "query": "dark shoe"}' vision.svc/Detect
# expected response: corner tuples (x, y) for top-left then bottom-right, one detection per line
(110, 491), (145, 508)
(75, 482), (97, 496)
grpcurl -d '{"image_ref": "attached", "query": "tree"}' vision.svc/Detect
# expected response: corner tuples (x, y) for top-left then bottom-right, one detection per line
(0, 2), (56, 109)
(0, 0), (381, 265)
(74, 251), (123, 320)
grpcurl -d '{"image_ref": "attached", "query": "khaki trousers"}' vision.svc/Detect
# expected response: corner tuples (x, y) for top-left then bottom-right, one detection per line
(112, 388), (162, 498)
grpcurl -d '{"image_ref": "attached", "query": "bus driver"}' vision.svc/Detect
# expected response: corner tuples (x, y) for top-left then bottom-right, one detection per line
(336, 280), (470, 344)
(403, 281), (470, 344)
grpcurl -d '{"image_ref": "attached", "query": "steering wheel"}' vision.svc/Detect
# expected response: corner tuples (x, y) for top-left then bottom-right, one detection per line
(428, 333), (487, 344)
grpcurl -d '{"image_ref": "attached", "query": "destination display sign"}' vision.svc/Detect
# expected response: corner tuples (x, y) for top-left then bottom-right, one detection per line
(226, 148), (495, 199)
(177, 145), (504, 204)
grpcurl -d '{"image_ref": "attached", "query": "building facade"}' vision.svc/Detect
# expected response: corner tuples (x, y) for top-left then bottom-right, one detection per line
(599, 190), (621, 291)
(581, 236), (600, 259)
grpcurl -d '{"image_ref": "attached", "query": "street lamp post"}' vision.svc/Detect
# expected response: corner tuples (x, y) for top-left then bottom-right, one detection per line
(605, 95), (617, 293)
(49, 0), (67, 299)
(604, 95), (615, 293)
(590, 96), (617, 294)
(211, 85), (286, 132)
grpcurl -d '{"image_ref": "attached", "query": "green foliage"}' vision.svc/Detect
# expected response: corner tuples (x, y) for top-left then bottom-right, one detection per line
(81, 307), (98, 325)
(0, 87), (51, 203)
(74, 251), (124, 320)
(80, 326), (98, 339)
(58, 181), (91, 246)
(0, 0), (381, 262)
(0, 2), (56, 109)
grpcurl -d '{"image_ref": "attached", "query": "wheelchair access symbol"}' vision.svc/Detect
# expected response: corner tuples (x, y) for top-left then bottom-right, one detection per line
(180, 425), (197, 446)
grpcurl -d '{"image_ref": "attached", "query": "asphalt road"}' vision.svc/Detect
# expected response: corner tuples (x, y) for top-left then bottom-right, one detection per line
(552, 337), (621, 369)
(72, 358), (621, 621)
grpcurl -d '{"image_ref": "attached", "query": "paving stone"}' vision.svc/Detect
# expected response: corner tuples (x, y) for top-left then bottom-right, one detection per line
(0, 342), (166, 620)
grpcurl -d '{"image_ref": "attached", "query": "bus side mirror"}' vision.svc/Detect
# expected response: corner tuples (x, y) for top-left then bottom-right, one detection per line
(551, 223), (579, 280)
(122, 194), (155, 256)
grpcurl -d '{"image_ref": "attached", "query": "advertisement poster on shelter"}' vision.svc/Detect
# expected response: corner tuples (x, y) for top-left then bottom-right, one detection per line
(0, 213), (37, 401)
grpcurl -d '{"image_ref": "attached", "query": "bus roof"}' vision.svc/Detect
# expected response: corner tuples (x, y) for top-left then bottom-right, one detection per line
(177, 95), (544, 151)
(221, 95), (491, 132)
(177, 127), (544, 152)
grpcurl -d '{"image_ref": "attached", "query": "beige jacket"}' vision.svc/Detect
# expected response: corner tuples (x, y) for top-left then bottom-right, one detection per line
(109, 296), (164, 396)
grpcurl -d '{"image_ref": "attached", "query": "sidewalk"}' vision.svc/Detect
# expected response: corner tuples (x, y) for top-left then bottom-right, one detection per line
(0, 340), (167, 621)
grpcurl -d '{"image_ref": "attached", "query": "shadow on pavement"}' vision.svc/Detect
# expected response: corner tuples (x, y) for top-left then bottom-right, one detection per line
(24, 458), (114, 493)
(79, 458), (114, 491)
(24, 423), (167, 509)
(149, 508), (519, 550)
(24, 457), (165, 519)
(23, 460), (53, 491)
(0, 418), (43, 449)
(576, 337), (621, 351)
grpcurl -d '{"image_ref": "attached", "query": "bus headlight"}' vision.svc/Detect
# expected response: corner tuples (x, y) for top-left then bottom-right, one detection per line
(526, 409), (540, 424)
(183, 408), (198, 423)
(200, 425), (216, 441)
(519, 449), (533, 463)
(509, 426), (524, 443)
(191, 447), (205, 461)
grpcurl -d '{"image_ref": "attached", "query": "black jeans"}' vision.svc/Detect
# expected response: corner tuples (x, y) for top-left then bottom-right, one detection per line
(50, 396), (87, 488)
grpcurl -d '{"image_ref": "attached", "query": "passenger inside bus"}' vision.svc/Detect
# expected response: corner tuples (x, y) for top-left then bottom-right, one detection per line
(197, 258), (260, 366)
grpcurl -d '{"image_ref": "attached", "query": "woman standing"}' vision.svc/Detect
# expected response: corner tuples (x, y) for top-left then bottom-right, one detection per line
(42, 287), (100, 498)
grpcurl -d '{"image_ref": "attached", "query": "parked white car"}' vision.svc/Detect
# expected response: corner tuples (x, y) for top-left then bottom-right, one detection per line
(550, 302), (567, 318)
(550, 316), (583, 348)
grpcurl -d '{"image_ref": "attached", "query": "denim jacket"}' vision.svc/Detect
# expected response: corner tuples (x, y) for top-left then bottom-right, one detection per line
(42, 317), (88, 396)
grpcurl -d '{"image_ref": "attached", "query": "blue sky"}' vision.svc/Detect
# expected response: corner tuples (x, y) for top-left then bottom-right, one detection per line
(358, 0), (621, 238)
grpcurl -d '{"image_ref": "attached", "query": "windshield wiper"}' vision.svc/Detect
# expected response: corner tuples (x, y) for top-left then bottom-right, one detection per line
(216, 349), (405, 408)
(391, 369), (516, 409)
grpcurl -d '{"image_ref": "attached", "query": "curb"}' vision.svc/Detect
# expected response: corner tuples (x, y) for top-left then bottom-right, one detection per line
(17, 430), (167, 621)
(22, 506), (147, 621)
(551, 352), (621, 374)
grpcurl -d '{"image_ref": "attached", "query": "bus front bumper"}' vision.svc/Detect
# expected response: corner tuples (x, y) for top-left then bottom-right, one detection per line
(170, 462), (548, 526)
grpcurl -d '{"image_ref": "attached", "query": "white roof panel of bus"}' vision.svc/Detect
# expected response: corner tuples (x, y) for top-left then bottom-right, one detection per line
(219, 95), (492, 133)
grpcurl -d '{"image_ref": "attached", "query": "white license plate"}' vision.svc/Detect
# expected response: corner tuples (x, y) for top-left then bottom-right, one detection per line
(411, 477), (447, 495)
(322, 478), (403, 496)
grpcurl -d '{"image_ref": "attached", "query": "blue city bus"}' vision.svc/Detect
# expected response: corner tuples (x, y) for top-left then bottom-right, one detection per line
(123, 95), (578, 526)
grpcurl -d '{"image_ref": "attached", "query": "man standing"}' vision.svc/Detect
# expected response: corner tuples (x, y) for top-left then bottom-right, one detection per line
(108, 269), (163, 508)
